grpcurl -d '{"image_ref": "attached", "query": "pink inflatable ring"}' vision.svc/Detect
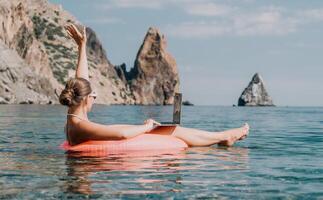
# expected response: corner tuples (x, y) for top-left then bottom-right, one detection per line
(61, 134), (188, 154)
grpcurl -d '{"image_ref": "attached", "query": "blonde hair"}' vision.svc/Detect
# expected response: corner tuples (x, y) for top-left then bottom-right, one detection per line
(59, 78), (92, 107)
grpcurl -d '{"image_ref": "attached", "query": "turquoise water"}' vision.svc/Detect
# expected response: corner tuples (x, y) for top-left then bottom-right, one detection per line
(0, 105), (322, 199)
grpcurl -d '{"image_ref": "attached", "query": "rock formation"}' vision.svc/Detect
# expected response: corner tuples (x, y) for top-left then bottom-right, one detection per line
(0, 41), (56, 104)
(182, 100), (194, 106)
(238, 73), (274, 106)
(115, 27), (180, 105)
(0, 0), (179, 105)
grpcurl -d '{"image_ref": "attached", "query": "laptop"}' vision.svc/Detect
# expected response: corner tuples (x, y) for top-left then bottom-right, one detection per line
(157, 93), (182, 127)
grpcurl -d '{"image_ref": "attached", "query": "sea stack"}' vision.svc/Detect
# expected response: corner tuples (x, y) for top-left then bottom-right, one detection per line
(123, 27), (180, 105)
(238, 73), (274, 106)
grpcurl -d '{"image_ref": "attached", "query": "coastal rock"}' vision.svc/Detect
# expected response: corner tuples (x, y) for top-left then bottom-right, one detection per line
(0, 0), (179, 105)
(0, 41), (56, 104)
(114, 63), (129, 83)
(182, 100), (194, 106)
(127, 27), (180, 105)
(0, 0), (136, 104)
(238, 73), (274, 106)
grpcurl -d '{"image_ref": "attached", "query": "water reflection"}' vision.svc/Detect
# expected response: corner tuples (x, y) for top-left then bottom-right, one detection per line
(63, 147), (249, 195)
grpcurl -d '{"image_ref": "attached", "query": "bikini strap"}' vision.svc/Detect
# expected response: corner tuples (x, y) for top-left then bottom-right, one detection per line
(67, 113), (87, 121)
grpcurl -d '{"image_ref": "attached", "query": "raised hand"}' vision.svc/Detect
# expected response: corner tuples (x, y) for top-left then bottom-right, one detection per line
(65, 24), (89, 79)
(65, 24), (86, 47)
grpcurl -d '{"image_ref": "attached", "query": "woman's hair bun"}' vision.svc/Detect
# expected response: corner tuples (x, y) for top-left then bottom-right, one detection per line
(59, 78), (92, 107)
(59, 88), (75, 106)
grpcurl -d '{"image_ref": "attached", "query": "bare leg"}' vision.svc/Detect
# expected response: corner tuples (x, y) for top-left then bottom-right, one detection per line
(172, 123), (249, 147)
(110, 124), (249, 147)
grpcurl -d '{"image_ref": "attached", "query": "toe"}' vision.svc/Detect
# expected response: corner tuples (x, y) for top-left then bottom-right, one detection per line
(243, 123), (250, 132)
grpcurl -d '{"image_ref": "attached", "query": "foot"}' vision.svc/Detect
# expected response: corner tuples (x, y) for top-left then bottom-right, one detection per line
(239, 123), (249, 140)
(218, 123), (249, 147)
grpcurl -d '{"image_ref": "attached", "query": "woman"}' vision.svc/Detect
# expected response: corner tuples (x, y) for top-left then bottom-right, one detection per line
(60, 24), (249, 147)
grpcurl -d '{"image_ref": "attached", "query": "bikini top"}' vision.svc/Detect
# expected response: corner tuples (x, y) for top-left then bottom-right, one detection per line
(66, 113), (88, 121)
(65, 114), (88, 144)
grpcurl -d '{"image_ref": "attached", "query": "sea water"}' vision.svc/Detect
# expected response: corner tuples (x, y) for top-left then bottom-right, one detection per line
(0, 105), (322, 199)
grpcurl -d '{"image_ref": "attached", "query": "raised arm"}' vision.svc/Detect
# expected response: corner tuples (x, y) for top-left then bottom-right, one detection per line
(65, 24), (89, 80)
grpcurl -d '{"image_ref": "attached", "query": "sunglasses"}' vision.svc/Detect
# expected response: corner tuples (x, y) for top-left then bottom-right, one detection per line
(89, 92), (97, 100)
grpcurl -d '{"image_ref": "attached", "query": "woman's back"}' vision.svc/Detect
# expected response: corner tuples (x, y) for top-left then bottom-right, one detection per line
(65, 114), (88, 145)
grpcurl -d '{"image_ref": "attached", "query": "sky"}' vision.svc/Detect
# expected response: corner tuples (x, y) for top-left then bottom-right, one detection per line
(49, 0), (323, 106)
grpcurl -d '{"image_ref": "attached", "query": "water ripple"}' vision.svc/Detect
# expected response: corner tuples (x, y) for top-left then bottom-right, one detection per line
(0, 105), (323, 199)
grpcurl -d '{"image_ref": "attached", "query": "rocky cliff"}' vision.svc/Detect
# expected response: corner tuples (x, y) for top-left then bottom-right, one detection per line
(0, 0), (179, 105)
(115, 27), (180, 105)
(0, 40), (56, 104)
(238, 73), (274, 106)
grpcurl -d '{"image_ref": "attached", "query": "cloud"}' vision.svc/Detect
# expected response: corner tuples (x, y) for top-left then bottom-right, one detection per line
(166, 9), (296, 38)
(83, 18), (125, 25)
(100, 0), (234, 13)
(165, 6), (323, 38)
(233, 9), (297, 36)
(297, 8), (323, 21)
(184, 3), (234, 16)
(110, 0), (164, 9)
(165, 21), (231, 38)
(92, 1), (323, 38)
